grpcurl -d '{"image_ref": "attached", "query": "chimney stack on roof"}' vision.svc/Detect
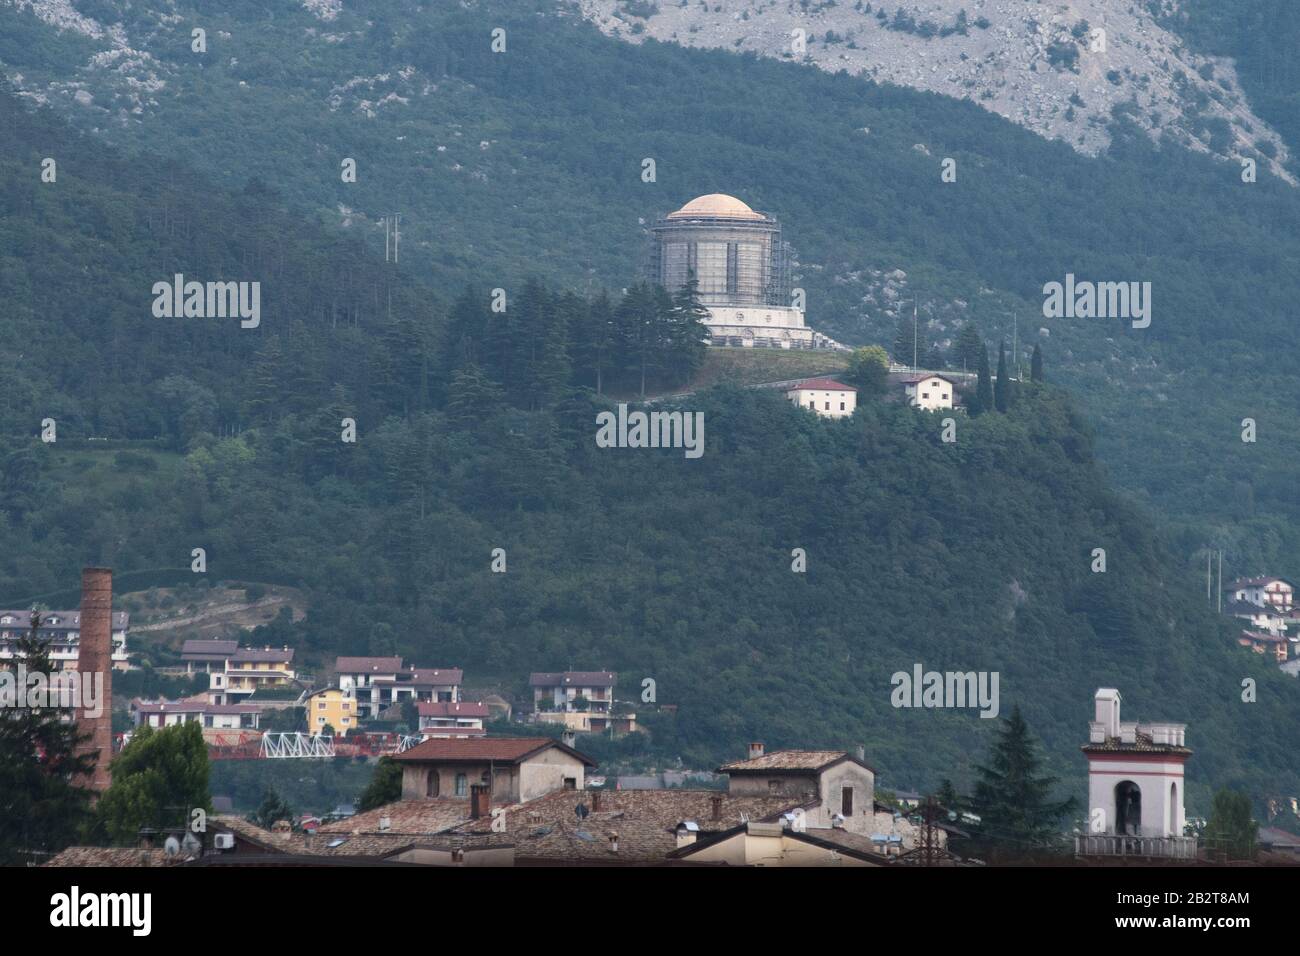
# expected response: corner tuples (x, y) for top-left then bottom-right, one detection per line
(591, 790), (602, 812)
(76, 567), (114, 795)
(470, 784), (490, 820)
(710, 794), (723, 821)
(748, 741), (764, 760)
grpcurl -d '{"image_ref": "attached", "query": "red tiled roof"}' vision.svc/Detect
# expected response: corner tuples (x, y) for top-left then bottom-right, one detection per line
(393, 736), (597, 766)
(787, 378), (856, 392)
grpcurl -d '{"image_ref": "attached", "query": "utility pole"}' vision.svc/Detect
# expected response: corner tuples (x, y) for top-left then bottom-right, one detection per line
(1217, 551), (1223, 612)
(912, 299), (919, 370)
(1207, 550), (1212, 603)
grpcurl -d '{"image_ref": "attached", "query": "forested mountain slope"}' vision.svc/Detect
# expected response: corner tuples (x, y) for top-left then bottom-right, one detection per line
(2, 0), (1296, 584)
(1, 90), (1297, 810)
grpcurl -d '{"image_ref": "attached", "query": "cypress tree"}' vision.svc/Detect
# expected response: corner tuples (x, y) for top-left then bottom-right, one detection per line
(1030, 343), (1044, 383)
(973, 343), (993, 415)
(954, 322), (984, 373)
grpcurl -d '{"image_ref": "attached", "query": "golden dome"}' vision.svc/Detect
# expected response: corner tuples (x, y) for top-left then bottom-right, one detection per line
(666, 193), (766, 221)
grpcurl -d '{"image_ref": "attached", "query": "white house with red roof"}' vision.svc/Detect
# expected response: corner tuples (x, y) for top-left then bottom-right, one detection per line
(785, 377), (857, 418)
(417, 700), (489, 738)
(893, 372), (957, 411)
(1222, 576), (1293, 612)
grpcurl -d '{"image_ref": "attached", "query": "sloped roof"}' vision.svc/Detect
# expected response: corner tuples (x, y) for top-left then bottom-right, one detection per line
(417, 701), (490, 718)
(787, 377), (856, 392)
(529, 671), (616, 687)
(335, 656), (404, 673)
(450, 789), (803, 863)
(43, 847), (186, 867)
(719, 749), (871, 774)
(392, 736), (597, 766)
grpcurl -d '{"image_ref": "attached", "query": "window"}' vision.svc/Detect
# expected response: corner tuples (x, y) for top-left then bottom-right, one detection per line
(563, 777), (577, 791)
(824, 402), (830, 410)
(840, 402), (846, 410)
(455, 773), (468, 797)
(427, 771), (440, 797)
(842, 786), (854, 816)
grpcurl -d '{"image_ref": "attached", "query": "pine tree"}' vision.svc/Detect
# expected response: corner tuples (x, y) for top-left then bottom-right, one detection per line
(954, 322), (983, 373)
(966, 706), (1077, 860)
(994, 341), (1009, 412)
(447, 363), (505, 428)
(666, 271), (709, 385)
(578, 291), (616, 395)
(892, 315), (917, 368)
(1030, 343), (1044, 383)
(0, 611), (95, 865)
(250, 787), (295, 829)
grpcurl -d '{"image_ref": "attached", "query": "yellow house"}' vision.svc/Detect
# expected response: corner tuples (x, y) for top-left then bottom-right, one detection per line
(304, 687), (356, 737)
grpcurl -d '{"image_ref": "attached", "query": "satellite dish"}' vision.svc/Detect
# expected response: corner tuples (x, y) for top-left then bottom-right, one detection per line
(163, 836), (181, 857)
(575, 802), (590, 820)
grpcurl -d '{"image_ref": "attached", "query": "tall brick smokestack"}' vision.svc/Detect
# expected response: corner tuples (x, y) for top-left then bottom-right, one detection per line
(76, 567), (114, 794)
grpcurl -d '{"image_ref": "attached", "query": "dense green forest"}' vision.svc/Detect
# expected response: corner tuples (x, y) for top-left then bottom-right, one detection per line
(2, 0), (1298, 584)
(1, 2), (1299, 812)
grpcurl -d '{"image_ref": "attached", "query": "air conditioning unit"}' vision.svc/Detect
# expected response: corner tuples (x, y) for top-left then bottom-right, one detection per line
(213, 833), (235, 850)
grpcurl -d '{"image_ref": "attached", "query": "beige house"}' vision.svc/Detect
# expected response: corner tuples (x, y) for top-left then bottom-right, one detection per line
(717, 743), (940, 854)
(895, 373), (956, 410)
(785, 378), (857, 418)
(393, 736), (596, 803)
(209, 646), (296, 703)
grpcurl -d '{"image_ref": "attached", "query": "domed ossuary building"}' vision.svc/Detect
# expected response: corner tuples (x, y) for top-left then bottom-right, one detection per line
(647, 194), (844, 351)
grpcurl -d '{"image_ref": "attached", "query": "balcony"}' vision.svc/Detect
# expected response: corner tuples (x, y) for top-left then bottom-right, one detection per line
(1075, 834), (1198, 860)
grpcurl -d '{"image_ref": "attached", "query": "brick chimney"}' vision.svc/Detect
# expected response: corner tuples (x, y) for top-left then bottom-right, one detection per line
(748, 741), (764, 760)
(470, 784), (490, 819)
(710, 794), (722, 821)
(591, 789), (602, 811)
(76, 567), (114, 795)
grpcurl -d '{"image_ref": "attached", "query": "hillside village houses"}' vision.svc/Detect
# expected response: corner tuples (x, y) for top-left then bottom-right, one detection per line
(180, 640), (296, 704)
(0, 609), (130, 671)
(529, 671), (637, 733)
(130, 697), (260, 732)
(335, 656), (462, 720)
(1219, 576), (1297, 664)
(143, 738), (937, 867)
